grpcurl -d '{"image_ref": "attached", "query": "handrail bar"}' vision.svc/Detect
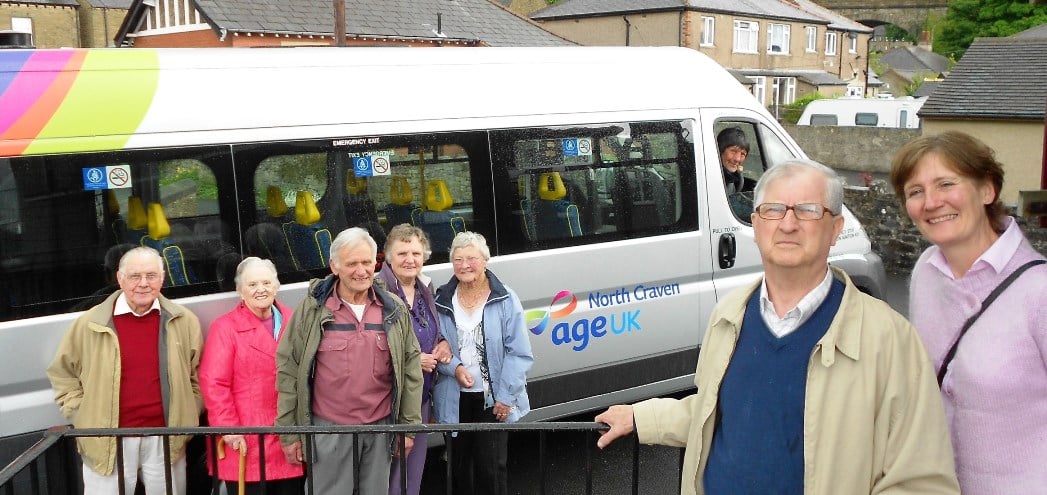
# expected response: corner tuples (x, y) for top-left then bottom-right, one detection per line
(61, 422), (610, 437)
(0, 426), (65, 487)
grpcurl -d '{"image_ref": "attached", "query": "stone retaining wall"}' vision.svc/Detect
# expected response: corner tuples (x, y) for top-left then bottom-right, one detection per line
(844, 183), (1047, 275)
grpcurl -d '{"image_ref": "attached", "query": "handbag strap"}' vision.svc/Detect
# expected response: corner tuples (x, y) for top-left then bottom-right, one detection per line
(937, 259), (1046, 386)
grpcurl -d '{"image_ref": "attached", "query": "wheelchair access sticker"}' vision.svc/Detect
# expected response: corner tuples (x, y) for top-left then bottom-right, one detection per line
(350, 151), (392, 177)
(562, 138), (592, 157)
(82, 165), (132, 191)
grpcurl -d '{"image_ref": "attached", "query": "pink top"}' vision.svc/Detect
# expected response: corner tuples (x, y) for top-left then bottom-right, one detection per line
(908, 217), (1047, 494)
(311, 290), (392, 424)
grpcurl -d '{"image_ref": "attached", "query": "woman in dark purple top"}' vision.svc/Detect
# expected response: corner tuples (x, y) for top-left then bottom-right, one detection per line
(376, 224), (450, 495)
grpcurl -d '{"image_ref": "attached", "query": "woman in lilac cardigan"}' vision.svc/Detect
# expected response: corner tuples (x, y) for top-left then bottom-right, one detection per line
(890, 131), (1047, 494)
(375, 224), (450, 495)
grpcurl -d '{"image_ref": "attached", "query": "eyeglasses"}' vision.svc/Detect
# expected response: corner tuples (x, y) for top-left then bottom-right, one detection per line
(452, 256), (483, 266)
(124, 272), (161, 283)
(754, 203), (835, 221)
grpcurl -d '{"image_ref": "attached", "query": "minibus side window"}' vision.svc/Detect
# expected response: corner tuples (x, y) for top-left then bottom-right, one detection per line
(245, 138), (481, 271)
(491, 121), (697, 253)
(0, 148), (235, 322)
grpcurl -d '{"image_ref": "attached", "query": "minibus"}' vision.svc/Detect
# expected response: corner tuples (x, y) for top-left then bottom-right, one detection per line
(0, 46), (886, 456)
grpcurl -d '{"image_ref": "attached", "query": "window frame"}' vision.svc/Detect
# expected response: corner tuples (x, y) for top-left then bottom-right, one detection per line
(733, 20), (759, 54)
(700, 16), (715, 47)
(825, 31), (838, 55)
(805, 26), (817, 53)
(767, 23), (790, 55)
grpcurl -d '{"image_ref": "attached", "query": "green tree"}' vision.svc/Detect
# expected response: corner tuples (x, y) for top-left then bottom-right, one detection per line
(935, 0), (1047, 59)
(782, 93), (828, 125)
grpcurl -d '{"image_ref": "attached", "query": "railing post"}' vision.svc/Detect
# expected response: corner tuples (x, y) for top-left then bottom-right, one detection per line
(115, 437), (126, 495)
(162, 435), (173, 495)
(632, 435), (640, 495)
(258, 433), (267, 494)
(538, 432), (546, 495)
(443, 432), (453, 495)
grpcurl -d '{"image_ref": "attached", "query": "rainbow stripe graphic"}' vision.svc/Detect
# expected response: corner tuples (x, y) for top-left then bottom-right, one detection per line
(0, 49), (160, 156)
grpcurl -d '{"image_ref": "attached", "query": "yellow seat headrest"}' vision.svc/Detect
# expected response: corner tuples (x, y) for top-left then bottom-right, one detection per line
(267, 186), (288, 218)
(105, 190), (120, 215)
(347, 176), (367, 195)
(390, 176), (413, 205)
(127, 196), (147, 230)
(425, 180), (453, 212)
(295, 191), (322, 226)
(538, 172), (567, 201)
(146, 202), (171, 240)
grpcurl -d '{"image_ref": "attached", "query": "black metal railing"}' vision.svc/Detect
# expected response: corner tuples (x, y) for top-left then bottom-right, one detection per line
(1, 422), (683, 495)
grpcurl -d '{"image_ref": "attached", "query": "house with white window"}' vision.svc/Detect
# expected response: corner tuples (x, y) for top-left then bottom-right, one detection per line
(115, 0), (572, 48)
(1, 0), (130, 48)
(530, 0), (873, 114)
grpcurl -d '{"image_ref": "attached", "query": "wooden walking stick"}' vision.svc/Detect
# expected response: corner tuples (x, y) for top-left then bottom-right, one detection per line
(216, 438), (247, 495)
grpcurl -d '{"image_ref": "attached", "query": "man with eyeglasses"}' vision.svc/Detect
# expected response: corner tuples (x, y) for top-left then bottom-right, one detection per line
(595, 159), (958, 494)
(48, 246), (203, 494)
(276, 227), (422, 495)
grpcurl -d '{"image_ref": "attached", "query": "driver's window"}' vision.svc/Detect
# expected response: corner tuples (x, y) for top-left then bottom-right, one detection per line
(713, 121), (763, 222)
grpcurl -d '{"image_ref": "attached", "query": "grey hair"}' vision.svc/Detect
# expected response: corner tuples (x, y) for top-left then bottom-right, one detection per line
(449, 231), (491, 261)
(118, 246), (164, 274)
(385, 223), (432, 262)
(234, 256), (280, 291)
(753, 159), (844, 215)
(330, 227), (378, 263)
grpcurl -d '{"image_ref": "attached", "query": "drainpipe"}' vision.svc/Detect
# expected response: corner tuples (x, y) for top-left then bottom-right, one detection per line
(864, 34), (872, 97)
(1041, 96), (1046, 226)
(623, 16), (630, 46)
(334, 0), (346, 46)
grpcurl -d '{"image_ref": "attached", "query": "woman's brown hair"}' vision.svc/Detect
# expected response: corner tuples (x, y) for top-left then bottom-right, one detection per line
(889, 130), (1007, 232)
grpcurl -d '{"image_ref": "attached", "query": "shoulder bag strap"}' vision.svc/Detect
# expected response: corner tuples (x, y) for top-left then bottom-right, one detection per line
(937, 259), (1046, 386)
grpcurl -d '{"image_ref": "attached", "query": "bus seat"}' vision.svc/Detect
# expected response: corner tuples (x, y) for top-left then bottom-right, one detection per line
(266, 185), (289, 219)
(425, 180), (453, 212)
(414, 181), (466, 253)
(533, 172), (583, 240)
(105, 190), (123, 243)
(141, 202), (193, 286)
(385, 176), (419, 227)
(122, 196), (149, 243)
(344, 176), (380, 227)
(282, 191), (332, 270)
(244, 222), (296, 273)
(622, 168), (673, 230)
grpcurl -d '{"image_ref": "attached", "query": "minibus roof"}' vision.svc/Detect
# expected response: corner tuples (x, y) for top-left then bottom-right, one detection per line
(0, 46), (762, 156)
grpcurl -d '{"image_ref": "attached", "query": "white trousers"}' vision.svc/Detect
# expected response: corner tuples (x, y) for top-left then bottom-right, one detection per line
(81, 436), (186, 495)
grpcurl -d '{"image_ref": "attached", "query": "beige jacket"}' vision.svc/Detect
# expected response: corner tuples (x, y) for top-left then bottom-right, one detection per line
(633, 269), (959, 495)
(47, 291), (203, 476)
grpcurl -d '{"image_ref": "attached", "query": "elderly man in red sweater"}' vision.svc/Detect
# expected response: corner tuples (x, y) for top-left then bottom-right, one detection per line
(48, 246), (203, 495)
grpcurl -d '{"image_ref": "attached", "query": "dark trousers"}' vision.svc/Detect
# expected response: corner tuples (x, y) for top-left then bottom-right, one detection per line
(452, 392), (508, 495)
(223, 477), (304, 495)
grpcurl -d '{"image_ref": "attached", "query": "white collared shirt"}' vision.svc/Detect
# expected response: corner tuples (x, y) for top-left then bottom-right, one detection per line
(113, 293), (161, 317)
(758, 269), (833, 338)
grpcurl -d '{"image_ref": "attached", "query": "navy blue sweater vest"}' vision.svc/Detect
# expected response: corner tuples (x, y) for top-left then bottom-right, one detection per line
(703, 278), (844, 494)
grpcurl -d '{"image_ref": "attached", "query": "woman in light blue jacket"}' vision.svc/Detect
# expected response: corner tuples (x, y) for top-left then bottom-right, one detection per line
(433, 231), (533, 495)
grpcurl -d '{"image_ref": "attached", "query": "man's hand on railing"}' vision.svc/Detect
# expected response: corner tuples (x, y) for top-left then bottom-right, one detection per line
(594, 404), (636, 449)
(282, 440), (303, 465)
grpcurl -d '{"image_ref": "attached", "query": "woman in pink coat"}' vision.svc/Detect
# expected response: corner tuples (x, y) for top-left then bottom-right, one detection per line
(200, 257), (303, 495)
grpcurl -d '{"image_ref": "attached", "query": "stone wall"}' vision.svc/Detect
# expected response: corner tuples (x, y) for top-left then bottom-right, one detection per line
(783, 124), (920, 173)
(843, 183), (1047, 275)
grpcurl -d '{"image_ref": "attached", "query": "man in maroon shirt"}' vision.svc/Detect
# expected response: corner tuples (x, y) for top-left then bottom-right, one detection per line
(48, 246), (203, 495)
(276, 228), (422, 495)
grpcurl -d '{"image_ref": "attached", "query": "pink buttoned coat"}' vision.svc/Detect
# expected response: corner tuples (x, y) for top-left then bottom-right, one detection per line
(200, 300), (303, 482)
